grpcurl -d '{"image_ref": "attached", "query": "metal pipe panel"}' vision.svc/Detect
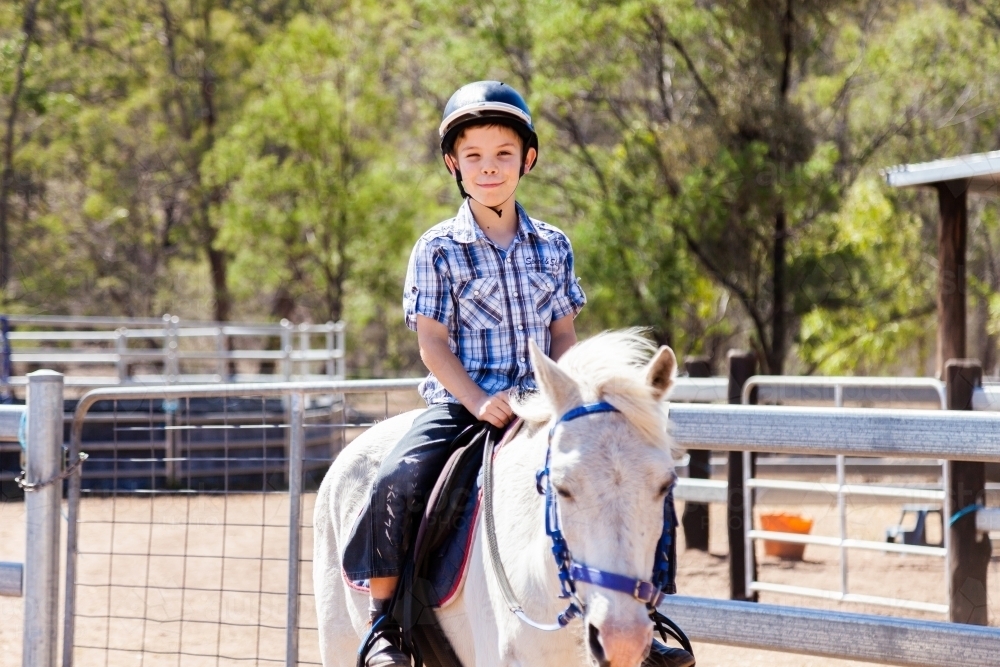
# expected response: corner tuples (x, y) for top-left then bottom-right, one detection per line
(23, 371), (64, 667)
(668, 403), (1000, 462)
(673, 478), (728, 504)
(7, 331), (120, 341)
(973, 386), (1000, 411)
(975, 507), (1000, 532)
(0, 561), (22, 597)
(744, 376), (946, 409)
(747, 530), (945, 557)
(658, 595), (1000, 666)
(747, 582), (948, 615)
(666, 377), (728, 403)
(0, 405), (25, 441)
(746, 478), (945, 502)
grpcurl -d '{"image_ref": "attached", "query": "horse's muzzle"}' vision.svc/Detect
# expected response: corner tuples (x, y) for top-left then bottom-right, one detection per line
(588, 622), (653, 667)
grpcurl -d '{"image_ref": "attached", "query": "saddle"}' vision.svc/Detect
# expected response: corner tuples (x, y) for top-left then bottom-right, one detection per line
(403, 421), (512, 666)
(349, 421), (506, 667)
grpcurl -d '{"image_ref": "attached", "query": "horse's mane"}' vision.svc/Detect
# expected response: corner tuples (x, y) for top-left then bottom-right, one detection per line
(513, 329), (670, 447)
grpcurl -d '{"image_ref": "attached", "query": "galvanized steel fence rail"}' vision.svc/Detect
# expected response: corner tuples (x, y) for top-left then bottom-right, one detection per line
(665, 401), (1000, 666)
(50, 381), (1000, 667)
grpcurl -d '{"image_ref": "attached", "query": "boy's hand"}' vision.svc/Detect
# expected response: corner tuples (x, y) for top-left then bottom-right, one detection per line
(473, 392), (513, 428)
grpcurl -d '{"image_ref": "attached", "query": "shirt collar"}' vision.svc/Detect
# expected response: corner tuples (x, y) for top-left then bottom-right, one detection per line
(451, 199), (538, 245)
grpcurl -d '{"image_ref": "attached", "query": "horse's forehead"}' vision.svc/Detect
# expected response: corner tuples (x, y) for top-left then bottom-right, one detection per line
(554, 420), (673, 473)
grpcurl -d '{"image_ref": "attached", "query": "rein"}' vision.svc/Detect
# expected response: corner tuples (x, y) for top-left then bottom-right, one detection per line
(481, 401), (675, 632)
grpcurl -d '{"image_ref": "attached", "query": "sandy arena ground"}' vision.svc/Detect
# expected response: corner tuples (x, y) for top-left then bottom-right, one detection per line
(3, 491), (999, 667)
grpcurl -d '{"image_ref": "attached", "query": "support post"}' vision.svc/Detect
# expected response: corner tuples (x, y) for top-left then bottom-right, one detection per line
(286, 392), (304, 667)
(298, 326), (310, 379)
(681, 357), (711, 551)
(945, 359), (990, 625)
(23, 370), (64, 667)
(280, 319), (293, 381)
(935, 180), (969, 378)
(727, 351), (757, 602)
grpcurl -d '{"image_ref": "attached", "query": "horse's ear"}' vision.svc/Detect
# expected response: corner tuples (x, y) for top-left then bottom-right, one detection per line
(529, 339), (581, 415)
(645, 345), (676, 401)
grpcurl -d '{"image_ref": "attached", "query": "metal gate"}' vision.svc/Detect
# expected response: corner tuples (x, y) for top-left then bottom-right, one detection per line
(63, 379), (422, 667)
(740, 376), (951, 614)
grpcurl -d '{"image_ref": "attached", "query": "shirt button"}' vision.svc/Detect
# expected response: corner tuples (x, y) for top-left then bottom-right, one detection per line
(474, 290), (479, 296)
(519, 357), (526, 363)
(506, 257), (511, 263)
(512, 291), (518, 297)
(518, 325), (524, 330)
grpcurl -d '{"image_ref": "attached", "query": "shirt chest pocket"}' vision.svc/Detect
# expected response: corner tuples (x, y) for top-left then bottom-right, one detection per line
(527, 271), (556, 323)
(456, 277), (504, 330)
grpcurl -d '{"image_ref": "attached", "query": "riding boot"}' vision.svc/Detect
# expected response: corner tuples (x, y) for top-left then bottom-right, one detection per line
(642, 639), (695, 667)
(364, 598), (411, 667)
(364, 626), (411, 667)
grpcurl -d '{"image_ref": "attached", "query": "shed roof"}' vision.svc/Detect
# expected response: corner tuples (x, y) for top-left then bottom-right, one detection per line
(883, 149), (1000, 195)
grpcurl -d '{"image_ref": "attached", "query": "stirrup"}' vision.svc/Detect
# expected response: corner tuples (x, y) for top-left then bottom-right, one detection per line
(644, 638), (696, 667)
(357, 614), (415, 667)
(650, 609), (693, 654)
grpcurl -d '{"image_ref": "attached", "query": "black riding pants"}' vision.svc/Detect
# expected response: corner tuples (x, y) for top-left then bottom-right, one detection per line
(342, 403), (483, 581)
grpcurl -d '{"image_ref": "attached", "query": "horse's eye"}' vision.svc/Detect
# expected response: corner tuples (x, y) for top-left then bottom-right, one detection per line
(556, 486), (573, 500)
(657, 481), (673, 497)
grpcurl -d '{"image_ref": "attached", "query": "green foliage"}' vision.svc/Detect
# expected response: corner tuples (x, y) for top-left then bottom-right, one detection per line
(205, 14), (433, 323)
(3, 0), (1000, 377)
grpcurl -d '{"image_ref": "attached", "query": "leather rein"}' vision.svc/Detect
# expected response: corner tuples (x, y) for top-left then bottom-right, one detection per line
(481, 401), (676, 632)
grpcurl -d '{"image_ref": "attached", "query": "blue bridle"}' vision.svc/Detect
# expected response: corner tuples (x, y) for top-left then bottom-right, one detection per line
(534, 401), (677, 628)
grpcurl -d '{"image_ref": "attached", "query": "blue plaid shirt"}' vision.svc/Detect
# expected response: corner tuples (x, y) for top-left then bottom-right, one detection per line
(404, 200), (587, 405)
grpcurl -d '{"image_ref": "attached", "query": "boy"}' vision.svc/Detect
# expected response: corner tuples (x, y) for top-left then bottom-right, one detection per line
(343, 81), (692, 667)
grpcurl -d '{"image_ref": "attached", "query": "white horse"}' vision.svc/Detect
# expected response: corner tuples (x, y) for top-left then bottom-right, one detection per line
(314, 330), (679, 667)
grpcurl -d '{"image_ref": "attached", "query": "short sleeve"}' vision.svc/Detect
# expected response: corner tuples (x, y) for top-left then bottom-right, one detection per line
(550, 238), (587, 321)
(403, 239), (453, 331)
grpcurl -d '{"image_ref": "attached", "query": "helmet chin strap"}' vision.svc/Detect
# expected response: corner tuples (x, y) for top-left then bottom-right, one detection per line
(453, 162), (527, 219)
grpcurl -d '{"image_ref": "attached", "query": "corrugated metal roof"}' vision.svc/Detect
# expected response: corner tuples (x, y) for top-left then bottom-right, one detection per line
(882, 149), (1000, 194)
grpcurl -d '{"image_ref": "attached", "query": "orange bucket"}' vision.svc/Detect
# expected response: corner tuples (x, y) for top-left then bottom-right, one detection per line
(760, 513), (813, 560)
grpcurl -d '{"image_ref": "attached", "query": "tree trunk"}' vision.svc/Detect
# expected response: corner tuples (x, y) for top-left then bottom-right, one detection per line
(0, 0), (40, 291)
(207, 245), (231, 323)
(768, 206), (787, 375)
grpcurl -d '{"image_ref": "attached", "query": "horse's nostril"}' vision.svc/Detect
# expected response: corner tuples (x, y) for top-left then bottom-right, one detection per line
(588, 624), (610, 667)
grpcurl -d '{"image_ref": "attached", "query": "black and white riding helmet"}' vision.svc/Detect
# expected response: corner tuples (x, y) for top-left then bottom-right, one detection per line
(439, 80), (539, 168)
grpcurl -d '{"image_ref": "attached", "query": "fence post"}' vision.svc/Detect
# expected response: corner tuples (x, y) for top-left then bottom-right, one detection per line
(325, 322), (335, 378)
(23, 370), (64, 667)
(727, 350), (757, 602)
(681, 357), (711, 551)
(298, 326), (310, 379)
(286, 391), (304, 667)
(334, 320), (346, 380)
(215, 326), (227, 380)
(945, 359), (990, 625)
(280, 319), (293, 381)
(115, 328), (127, 384)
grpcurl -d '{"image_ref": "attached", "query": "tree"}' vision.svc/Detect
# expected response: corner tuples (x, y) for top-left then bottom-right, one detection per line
(204, 13), (432, 326)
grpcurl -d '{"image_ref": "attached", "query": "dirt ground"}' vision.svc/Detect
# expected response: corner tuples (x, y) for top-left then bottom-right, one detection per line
(3, 492), (999, 667)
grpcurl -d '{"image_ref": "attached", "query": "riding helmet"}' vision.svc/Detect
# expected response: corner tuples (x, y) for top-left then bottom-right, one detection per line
(439, 81), (539, 164)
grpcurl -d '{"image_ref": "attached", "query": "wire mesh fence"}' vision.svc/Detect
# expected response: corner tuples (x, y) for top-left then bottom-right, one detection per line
(65, 381), (423, 667)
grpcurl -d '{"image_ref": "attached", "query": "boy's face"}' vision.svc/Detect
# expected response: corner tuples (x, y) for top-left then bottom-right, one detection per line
(445, 124), (536, 209)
